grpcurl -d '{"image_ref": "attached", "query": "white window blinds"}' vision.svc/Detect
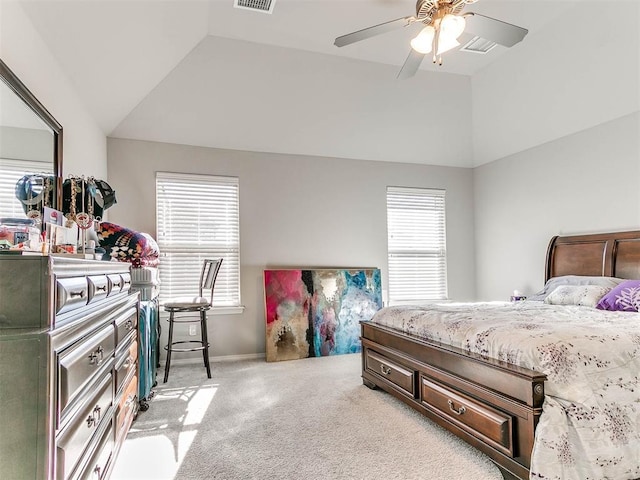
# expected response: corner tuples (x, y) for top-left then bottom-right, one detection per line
(0, 159), (53, 218)
(156, 172), (241, 309)
(386, 186), (447, 303)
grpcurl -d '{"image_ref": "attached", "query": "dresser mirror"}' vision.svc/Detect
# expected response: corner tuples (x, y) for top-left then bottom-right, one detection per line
(0, 58), (63, 219)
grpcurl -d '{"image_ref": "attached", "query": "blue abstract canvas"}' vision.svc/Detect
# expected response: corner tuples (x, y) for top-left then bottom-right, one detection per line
(264, 268), (382, 362)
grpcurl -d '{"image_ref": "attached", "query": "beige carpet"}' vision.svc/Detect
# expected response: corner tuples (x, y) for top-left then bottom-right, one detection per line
(111, 354), (503, 480)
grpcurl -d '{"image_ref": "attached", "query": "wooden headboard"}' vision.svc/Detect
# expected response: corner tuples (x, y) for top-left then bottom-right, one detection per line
(546, 230), (640, 281)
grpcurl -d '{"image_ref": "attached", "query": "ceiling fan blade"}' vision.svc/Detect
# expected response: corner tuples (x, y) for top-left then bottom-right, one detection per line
(463, 12), (528, 47)
(334, 16), (415, 47)
(397, 49), (425, 80)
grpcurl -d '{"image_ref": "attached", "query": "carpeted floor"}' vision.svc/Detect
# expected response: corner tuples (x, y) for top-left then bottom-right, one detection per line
(111, 354), (503, 480)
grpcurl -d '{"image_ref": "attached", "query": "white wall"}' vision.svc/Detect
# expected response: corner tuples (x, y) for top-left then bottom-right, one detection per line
(474, 112), (640, 300)
(107, 137), (476, 357)
(0, 126), (53, 162)
(0, 1), (107, 178)
(472, 1), (640, 166)
(472, 1), (640, 300)
(111, 35), (473, 168)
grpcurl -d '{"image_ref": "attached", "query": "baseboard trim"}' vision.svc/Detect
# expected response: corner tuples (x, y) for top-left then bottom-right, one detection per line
(166, 352), (265, 366)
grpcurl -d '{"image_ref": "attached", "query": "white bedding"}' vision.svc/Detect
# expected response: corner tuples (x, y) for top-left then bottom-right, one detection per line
(370, 301), (640, 480)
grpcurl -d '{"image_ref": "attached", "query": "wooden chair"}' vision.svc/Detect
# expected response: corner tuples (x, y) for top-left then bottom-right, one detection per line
(163, 258), (223, 383)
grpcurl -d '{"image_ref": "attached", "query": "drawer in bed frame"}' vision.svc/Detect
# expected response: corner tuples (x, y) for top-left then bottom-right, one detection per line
(360, 322), (546, 480)
(364, 349), (415, 398)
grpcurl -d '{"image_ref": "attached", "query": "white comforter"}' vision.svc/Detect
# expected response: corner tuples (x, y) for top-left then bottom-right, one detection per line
(370, 301), (640, 480)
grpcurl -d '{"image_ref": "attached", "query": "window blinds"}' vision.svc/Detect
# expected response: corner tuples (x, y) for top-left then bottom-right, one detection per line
(156, 172), (241, 308)
(0, 159), (52, 218)
(386, 186), (447, 303)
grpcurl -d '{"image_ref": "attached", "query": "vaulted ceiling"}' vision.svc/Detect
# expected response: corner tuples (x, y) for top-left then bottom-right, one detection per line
(16, 0), (593, 167)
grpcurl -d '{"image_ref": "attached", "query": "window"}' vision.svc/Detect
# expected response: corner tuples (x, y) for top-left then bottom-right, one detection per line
(0, 159), (53, 218)
(386, 187), (447, 304)
(156, 172), (241, 312)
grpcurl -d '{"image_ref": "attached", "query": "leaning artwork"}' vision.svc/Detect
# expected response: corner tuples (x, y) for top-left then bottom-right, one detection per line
(263, 268), (382, 362)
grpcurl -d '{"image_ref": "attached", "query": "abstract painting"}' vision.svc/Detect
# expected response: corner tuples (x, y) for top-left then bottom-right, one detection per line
(264, 268), (382, 362)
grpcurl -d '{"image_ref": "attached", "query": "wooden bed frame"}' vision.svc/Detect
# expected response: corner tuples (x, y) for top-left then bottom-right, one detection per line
(360, 230), (640, 480)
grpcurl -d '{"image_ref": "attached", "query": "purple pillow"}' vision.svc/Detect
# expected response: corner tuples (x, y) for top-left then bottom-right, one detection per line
(596, 280), (640, 311)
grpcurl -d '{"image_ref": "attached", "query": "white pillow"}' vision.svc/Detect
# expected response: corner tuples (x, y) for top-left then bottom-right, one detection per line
(529, 275), (624, 302)
(544, 285), (612, 308)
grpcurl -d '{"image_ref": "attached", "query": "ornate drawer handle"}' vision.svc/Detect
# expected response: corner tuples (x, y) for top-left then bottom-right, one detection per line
(69, 290), (85, 298)
(123, 355), (134, 370)
(93, 465), (102, 479)
(88, 345), (104, 366)
(125, 393), (137, 407)
(96, 285), (107, 292)
(380, 365), (392, 375)
(86, 405), (101, 428)
(448, 399), (466, 416)
(125, 319), (134, 330)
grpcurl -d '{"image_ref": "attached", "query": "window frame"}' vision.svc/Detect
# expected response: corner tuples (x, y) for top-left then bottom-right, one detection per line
(386, 186), (448, 305)
(156, 171), (243, 315)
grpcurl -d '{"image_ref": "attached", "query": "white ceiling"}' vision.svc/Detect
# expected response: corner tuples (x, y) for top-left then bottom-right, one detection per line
(17, 0), (582, 164)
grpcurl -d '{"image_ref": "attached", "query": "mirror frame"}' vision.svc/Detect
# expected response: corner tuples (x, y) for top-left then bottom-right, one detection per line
(0, 58), (63, 210)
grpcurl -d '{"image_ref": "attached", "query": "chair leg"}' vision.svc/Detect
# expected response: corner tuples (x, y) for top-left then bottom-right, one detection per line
(201, 311), (212, 378)
(164, 312), (175, 383)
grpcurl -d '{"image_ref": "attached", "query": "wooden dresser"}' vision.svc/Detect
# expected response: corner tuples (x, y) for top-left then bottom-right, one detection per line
(0, 255), (139, 480)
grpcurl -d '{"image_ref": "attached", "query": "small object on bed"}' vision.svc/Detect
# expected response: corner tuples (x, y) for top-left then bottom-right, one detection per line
(510, 289), (526, 302)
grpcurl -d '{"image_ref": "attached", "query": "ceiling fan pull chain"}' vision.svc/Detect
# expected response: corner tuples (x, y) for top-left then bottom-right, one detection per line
(432, 25), (439, 64)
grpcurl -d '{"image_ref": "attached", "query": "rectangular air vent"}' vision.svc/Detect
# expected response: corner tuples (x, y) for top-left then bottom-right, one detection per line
(460, 36), (497, 54)
(233, 0), (276, 14)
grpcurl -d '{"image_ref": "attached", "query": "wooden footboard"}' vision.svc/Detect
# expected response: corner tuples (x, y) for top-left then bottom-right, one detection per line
(361, 321), (547, 480)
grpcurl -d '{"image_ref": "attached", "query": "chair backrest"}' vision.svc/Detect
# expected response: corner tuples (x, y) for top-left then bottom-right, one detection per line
(199, 258), (223, 303)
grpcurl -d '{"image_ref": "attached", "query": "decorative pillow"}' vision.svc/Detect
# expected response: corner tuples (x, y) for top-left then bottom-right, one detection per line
(596, 280), (640, 312)
(97, 221), (159, 267)
(528, 275), (624, 302)
(544, 285), (611, 308)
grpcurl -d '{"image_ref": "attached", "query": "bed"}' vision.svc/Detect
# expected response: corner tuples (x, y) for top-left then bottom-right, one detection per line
(360, 230), (640, 480)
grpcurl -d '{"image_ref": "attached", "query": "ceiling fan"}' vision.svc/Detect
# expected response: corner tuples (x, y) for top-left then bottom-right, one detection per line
(334, 0), (528, 79)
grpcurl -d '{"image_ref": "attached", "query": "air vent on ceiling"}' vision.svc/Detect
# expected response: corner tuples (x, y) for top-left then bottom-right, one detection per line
(233, 0), (276, 14)
(460, 36), (497, 54)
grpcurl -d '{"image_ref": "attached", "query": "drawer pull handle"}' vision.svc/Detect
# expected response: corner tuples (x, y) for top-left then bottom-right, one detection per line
(96, 285), (107, 292)
(448, 399), (466, 416)
(93, 465), (102, 479)
(69, 290), (85, 298)
(125, 319), (134, 330)
(123, 356), (133, 369)
(380, 365), (392, 375)
(88, 345), (104, 366)
(93, 405), (102, 422)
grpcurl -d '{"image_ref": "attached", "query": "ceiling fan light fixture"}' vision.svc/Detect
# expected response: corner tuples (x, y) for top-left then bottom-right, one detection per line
(410, 26), (435, 54)
(440, 14), (466, 40)
(435, 34), (460, 55)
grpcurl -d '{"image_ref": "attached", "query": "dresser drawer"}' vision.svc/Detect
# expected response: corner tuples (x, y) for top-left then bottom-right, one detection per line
(115, 339), (138, 395)
(57, 277), (89, 315)
(107, 274), (124, 296)
(114, 307), (137, 348)
(56, 373), (113, 480)
(365, 349), (415, 397)
(77, 419), (114, 480)
(87, 275), (109, 305)
(115, 374), (138, 443)
(58, 323), (115, 422)
(421, 376), (514, 457)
